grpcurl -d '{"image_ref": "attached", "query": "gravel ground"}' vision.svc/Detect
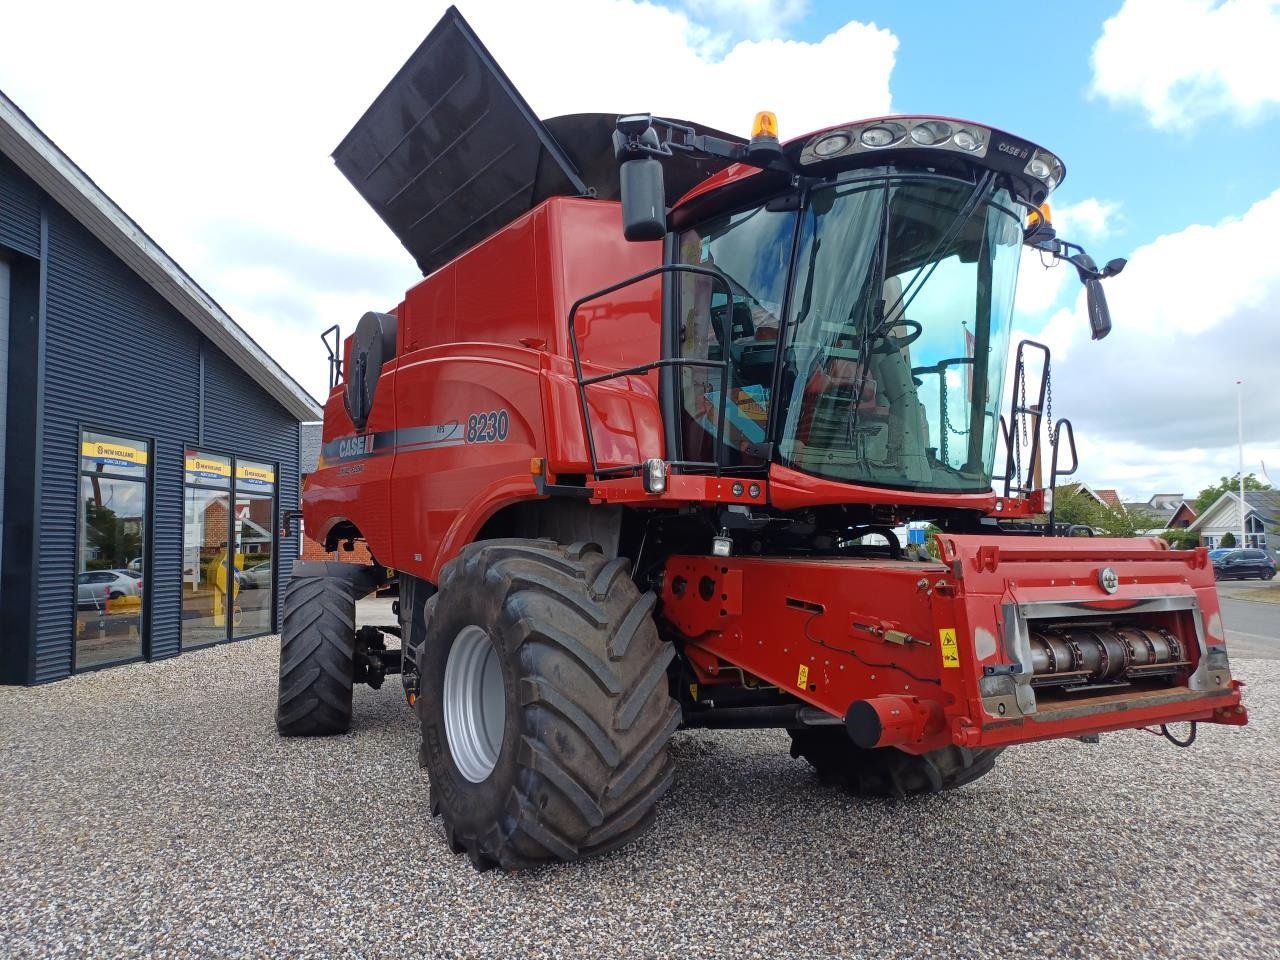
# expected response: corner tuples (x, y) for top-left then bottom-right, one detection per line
(1, 640), (1277, 960)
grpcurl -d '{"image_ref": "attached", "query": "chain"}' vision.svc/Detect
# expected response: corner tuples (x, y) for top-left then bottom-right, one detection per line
(1045, 358), (1056, 447)
(1013, 356), (1026, 490)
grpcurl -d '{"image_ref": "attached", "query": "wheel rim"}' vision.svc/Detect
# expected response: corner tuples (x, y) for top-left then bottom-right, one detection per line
(442, 625), (506, 783)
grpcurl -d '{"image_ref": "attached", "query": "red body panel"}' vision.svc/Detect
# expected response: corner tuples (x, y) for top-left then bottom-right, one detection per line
(305, 184), (1246, 749)
(304, 198), (664, 582)
(661, 535), (1244, 751)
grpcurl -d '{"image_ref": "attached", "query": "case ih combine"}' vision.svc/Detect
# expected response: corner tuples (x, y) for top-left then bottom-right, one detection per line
(278, 8), (1247, 870)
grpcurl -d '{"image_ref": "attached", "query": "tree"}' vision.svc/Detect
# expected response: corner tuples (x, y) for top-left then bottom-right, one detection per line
(1160, 529), (1200, 550)
(1051, 489), (1104, 531)
(1051, 489), (1160, 538)
(1219, 531), (1237, 548)
(1195, 473), (1271, 514)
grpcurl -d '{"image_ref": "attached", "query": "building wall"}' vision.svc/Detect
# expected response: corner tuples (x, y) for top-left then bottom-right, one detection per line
(0, 152), (302, 684)
(0, 256), (9, 594)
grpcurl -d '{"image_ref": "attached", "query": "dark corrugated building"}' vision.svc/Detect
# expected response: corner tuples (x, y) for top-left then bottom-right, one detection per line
(0, 90), (323, 684)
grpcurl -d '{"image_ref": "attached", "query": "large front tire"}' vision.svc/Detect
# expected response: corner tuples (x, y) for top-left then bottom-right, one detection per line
(275, 575), (357, 737)
(417, 539), (679, 871)
(788, 728), (1003, 798)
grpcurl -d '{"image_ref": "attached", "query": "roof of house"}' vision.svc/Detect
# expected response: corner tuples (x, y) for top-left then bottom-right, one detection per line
(1059, 482), (1108, 507)
(0, 89), (322, 423)
(1189, 489), (1280, 531)
(1094, 488), (1122, 508)
(1122, 501), (1176, 521)
(1245, 489), (1280, 525)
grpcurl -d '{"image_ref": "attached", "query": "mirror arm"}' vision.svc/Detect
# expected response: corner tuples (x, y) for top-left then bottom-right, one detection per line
(613, 113), (794, 173)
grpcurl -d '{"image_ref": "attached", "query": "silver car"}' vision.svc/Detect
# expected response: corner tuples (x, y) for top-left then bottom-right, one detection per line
(77, 569), (143, 607)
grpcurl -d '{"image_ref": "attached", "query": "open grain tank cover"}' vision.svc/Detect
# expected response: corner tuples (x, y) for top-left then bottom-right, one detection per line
(333, 7), (745, 277)
(332, 6), (590, 276)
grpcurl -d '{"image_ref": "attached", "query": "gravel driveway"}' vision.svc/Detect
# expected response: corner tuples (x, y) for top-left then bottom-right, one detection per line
(2, 639), (1277, 960)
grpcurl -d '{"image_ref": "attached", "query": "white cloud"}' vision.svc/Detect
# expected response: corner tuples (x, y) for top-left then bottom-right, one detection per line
(1025, 187), (1280, 497)
(682, 0), (809, 40)
(1091, 0), (1280, 129)
(0, 0), (897, 400)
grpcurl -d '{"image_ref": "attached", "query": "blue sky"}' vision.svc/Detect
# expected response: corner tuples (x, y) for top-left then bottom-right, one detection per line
(1, 0), (1277, 499)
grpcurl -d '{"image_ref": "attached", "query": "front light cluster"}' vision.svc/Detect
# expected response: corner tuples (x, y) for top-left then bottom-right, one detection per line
(1024, 149), (1064, 191)
(800, 117), (990, 165)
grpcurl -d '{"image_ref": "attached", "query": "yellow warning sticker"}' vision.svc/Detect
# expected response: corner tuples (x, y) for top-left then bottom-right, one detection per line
(689, 683), (699, 702)
(939, 628), (960, 669)
(796, 664), (810, 689)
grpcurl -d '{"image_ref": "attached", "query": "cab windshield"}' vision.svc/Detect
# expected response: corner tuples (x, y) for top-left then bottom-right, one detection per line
(675, 169), (1022, 493)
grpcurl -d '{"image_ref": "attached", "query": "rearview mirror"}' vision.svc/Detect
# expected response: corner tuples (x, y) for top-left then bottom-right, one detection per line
(619, 158), (667, 241)
(1085, 278), (1112, 340)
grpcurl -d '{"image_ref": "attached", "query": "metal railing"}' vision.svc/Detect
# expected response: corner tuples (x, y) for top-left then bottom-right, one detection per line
(567, 264), (736, 478)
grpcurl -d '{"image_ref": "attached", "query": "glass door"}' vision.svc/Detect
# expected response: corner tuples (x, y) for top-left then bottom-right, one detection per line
(233, 459), (276, 639)
(76, 430), (149, 669)
(182, 450), (234, 648)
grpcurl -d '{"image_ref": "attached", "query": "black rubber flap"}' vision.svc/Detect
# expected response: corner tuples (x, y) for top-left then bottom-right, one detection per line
(333, 6), (589, 275)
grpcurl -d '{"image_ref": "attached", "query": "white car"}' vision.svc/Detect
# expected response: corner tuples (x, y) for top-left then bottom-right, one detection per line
(77, 570), (143, 607)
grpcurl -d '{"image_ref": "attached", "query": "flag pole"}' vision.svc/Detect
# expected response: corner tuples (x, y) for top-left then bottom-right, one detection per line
(1238, 379), (1246, 547)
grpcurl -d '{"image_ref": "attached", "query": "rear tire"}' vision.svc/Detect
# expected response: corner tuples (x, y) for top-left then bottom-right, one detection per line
(417, 539), (679, 871)
(276, 574), (357, 736)
(788, 728), (1002, 798)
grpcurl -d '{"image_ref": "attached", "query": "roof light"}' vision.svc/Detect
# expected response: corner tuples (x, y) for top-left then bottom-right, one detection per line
(752, 111), (779, 140)
(1025, 150), (1064, 190)
(910, 120), (952, 146)
(813, 132), (851, 157)
(860, 123), (905, 147)
(1027, 202), (1052, 229)
(799, 116), (997, 166)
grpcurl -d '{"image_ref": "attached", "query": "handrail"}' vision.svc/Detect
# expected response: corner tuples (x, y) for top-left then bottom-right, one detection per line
(321, 324), (343, 390)
(567, 264), (735, 478)
(1001, 339), (1050, 497)
(1047, 417), (1079, 532)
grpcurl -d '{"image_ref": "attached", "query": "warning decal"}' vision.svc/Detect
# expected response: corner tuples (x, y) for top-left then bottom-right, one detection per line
(796, 664), (810, 689)
(939, 628), (960, 669)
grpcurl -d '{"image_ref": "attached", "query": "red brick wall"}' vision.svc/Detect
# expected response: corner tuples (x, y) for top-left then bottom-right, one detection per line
(301, 535), (373, 564)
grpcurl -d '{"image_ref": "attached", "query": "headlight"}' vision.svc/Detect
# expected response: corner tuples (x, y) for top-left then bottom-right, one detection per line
(813, 132), (851, 156)
(909, 120), (952, 146)
(860, 123), (905, 147)
(1025, 150), (1064, 190)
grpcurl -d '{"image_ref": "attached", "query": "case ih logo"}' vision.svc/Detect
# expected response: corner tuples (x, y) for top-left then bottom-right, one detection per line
(338, 434), (375, 458)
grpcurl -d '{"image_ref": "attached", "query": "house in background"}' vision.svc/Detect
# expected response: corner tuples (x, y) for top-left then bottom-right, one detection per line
(1189, 490), (1280, 551)
(1120, 493), (1198, 534)
(1057, 482), (1111, 510)
(1093, 488), (1122, 509)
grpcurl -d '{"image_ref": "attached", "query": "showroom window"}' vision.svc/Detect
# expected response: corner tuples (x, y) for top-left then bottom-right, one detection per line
(76, 429), (150, 670)
(182, 449), (277, 647)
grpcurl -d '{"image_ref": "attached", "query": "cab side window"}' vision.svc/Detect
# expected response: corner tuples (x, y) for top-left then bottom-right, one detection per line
(675, 206), (795, 465)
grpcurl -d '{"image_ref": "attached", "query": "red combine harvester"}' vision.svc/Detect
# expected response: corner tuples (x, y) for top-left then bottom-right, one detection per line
(279, 8), (1247, 870)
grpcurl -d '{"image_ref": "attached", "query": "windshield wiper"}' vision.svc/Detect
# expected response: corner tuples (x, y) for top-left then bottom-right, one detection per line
(879, 170), (996, 331)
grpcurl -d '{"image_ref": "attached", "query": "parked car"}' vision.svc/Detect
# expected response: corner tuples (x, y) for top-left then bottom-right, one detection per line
(241, 560), (273, 590)
(76, 569), (143, 607)
(1212, 549), (1277, 581)
(1208, 548), (1233, 561)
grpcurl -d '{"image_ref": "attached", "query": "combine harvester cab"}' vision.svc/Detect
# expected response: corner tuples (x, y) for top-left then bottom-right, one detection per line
(280, 6), (1246, 870)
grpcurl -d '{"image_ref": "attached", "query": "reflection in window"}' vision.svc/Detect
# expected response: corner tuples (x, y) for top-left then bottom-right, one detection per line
(233, 459), (276, 639)
(676, 204), (797, 465)
(76, 431), (148, 669)
(182, 450), (278, 647)
(182, 451), (234, 648)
